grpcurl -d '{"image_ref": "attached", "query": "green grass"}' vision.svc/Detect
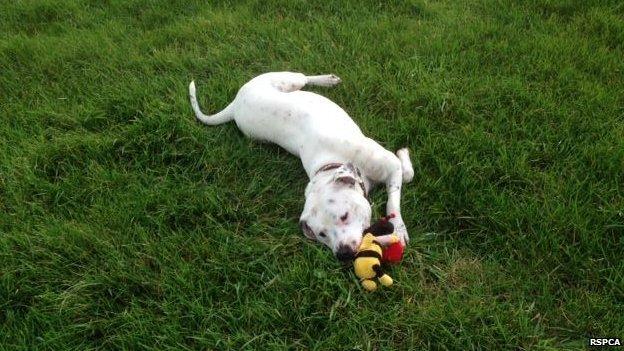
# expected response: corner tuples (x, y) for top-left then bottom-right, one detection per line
(1, 0), (623, 349)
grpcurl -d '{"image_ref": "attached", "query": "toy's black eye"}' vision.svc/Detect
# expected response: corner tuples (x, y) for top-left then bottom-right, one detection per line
(319, 232), (327, 238)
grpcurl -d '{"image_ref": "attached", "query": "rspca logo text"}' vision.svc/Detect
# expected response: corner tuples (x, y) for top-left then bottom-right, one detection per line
(588, 338), (621, 347)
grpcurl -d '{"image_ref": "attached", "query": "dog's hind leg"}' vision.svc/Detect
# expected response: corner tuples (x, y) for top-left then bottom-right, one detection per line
(260, 72), (342, 92)
(305, 74), (342, 87)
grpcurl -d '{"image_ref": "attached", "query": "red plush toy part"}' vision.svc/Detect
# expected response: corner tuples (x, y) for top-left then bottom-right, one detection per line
(382, 241), (404, 264)
(364, 213), (405, 264)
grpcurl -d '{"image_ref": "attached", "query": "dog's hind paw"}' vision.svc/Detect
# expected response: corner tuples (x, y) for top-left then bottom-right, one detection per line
(326, 74), (342, 86)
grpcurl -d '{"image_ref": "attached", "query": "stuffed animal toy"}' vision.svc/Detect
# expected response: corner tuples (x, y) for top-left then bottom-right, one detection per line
(353, 214), (406, 291)
(364, 213), (405, 264)
(353, 232), (399, 291)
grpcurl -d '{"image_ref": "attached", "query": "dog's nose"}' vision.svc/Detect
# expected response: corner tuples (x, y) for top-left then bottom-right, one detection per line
(335, 245), (355, 262)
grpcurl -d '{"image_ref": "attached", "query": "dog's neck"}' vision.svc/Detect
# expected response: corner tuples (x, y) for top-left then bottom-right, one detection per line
(313, 162), (369, 198)
(314, 163), (343, 175)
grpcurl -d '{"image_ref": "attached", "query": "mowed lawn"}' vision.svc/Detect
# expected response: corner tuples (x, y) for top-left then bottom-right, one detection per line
(1, 0), (623, 349)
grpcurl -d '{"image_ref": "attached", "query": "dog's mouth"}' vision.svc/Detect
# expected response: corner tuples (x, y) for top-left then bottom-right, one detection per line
(335, 246), (356, 262)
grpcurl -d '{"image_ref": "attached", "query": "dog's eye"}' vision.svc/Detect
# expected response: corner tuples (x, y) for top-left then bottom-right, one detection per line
(319, 232), (327, 238)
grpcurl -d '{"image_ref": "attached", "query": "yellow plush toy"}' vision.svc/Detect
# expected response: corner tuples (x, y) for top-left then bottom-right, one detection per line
(354, 232), (400, 291)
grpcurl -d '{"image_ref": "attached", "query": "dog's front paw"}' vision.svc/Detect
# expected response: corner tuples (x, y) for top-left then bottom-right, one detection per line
(391, 216), (410, 245)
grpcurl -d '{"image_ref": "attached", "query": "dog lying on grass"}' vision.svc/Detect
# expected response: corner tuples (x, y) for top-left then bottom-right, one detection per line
(189, 72), (413, 261)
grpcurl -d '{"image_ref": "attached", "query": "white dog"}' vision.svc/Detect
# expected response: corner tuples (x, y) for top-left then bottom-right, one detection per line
(189, 72), (414, 261)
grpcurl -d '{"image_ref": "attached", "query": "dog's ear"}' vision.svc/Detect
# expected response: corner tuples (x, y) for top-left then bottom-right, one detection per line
(299, 220), (316, 241)
(335, 175), (356, 186)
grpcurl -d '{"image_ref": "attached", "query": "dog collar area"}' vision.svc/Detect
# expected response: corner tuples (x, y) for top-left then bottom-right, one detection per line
(314, 162), (369, 198)
(314, 163), (344, 175)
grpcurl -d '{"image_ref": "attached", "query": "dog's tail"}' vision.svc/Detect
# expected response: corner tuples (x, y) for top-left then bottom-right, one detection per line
(189, 81), (234, 125)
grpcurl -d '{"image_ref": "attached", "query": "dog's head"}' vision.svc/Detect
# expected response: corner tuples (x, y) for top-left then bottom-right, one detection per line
(299, 163), (371, 262)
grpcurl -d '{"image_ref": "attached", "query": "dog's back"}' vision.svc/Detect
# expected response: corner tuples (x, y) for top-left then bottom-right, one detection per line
(190, 72), (364, 157)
